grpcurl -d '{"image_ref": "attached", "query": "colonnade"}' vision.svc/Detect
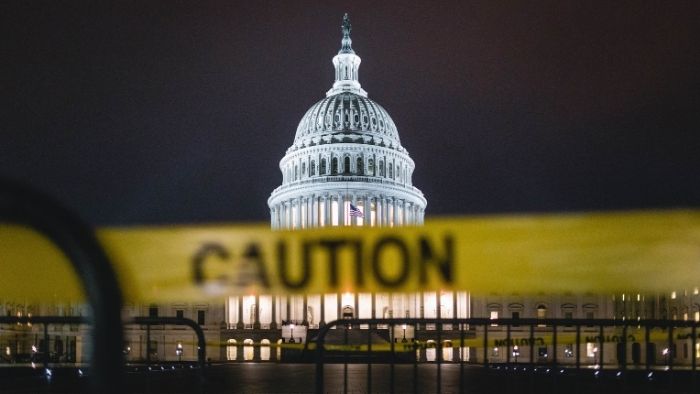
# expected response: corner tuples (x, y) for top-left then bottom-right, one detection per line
(270, 193), (425, 229)
(226, 292), (470, 331)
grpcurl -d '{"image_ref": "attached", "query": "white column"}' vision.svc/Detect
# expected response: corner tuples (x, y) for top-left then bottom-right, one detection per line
(299, 198), (305, 229)
(324, 195), (331, 227)
(305, 197), (310, 228)
(282, 202), (288, 229)
(363, 196), (370, 227)
(382, 197), (391, 227)
(294, 199), (301, 229)
(402, 200), (407, 225)
(338, 193), (344, 226)
(393, 198), (399, 227)
(311, 196), (317, 228)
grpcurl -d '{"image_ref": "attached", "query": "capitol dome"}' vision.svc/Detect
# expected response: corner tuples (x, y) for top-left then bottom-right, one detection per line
(269, 14), (426, 229)
(290, 93), (404, 154)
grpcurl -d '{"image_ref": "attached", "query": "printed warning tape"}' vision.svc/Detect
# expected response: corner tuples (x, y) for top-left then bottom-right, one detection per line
(1, 210), (699, 302)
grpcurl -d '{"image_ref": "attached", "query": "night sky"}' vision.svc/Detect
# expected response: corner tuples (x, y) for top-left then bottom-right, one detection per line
(3, 1), (699, 226)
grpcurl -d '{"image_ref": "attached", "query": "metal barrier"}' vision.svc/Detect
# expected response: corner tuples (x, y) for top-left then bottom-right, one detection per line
(130, 317), (207, 374)
(314, 318), (699, 393)
(1, 180), (125, 393)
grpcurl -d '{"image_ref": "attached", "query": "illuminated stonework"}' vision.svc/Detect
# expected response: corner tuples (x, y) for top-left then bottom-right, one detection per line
(268, 14), (426, 229)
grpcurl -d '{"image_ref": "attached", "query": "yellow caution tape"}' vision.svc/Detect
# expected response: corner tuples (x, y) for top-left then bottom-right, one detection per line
(1, 210), (699, 302)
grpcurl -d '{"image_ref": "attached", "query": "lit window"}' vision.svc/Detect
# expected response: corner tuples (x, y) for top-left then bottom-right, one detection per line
(537, 305), (547, 319)
(671, 291), (677, 299)
(586, 343), (597, 358)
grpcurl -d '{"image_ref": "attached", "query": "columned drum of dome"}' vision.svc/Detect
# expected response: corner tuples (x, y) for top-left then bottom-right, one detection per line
(268, 14), (426, 230)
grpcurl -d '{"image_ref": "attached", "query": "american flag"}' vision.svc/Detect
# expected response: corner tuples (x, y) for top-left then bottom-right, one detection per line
(349, 203), (364, 218)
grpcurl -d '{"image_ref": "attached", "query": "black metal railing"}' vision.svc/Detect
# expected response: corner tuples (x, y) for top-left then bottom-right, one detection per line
(313, 318), (699, 394)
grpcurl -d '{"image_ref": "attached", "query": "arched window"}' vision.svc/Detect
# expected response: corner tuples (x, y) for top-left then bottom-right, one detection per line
(331, 158), (338, 175)
(226, 339), (237, 361)
(301, 162), (306, 177)
(344, 156), (351, 175)
(388, 164), (393, 179)
(357, 157), (364, 175)
(368, 158), (374, 175)
(443, 341), (453, 361)
(243, 339), (254, 361)
(379, 161), (385, 177)
(426, 340), (437, 362)
(537, 304), (547, 326)
(294, 165), (298, 180)
(260, 339), (271, 361)
(320, 158), (327, 175)
(310, 160), (316, 176)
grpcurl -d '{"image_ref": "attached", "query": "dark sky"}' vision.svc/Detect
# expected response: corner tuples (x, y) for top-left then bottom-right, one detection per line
(3, 1), (699, 226)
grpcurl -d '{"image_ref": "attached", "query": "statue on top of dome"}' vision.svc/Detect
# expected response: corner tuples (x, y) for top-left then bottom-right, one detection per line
(340, 13), (354, 54)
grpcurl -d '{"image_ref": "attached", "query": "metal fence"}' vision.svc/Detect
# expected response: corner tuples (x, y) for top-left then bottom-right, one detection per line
(313, 317), (699, 393)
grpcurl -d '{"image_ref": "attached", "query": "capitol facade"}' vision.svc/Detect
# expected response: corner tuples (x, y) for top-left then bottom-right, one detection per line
(221, 15), (470, 361)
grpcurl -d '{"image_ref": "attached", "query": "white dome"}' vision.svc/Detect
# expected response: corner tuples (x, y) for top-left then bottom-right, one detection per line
(268, 14), (426, 230)
(289, 92), (404, 153)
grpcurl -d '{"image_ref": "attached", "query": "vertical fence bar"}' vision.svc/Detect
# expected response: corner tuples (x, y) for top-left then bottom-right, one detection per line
(344, 326), (349, 394)
(367, 326), (372, 394)
(621, 324), (627, 371)
(692, 323), (697, 392)
(668, 325), (673, 371)
(576, 324), (581, 370)
(553, 323), (558, 367)
(529, 324), (535, 365)
(315, 324), (325, 394)
(668, 324), (674, 392)
(645, 325), (650, 374)
(437, 318), (442, 394)
(413, 330), (418, 394)
(483, 323), (489, 368)
(598, 324), (604, 369)
(460, 324), (466, 393)
(43, 323), (49, 370)
(146, 324), (151, 365)
(390, 324), (395, 394)
(506, 324), (511, 364)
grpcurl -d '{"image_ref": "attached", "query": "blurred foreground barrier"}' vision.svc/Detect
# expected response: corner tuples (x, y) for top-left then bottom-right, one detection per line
(2, 209), (700, 301)
(0, 181), (125, 393)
